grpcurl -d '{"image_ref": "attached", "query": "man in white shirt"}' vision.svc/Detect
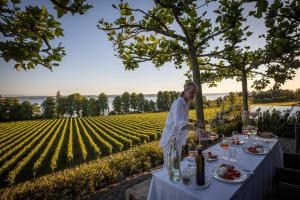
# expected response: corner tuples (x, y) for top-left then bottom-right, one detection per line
(160, 81), (198, 167)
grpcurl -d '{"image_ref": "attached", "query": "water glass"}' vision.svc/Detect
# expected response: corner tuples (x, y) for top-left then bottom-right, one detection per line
(229, 147), (238, 162)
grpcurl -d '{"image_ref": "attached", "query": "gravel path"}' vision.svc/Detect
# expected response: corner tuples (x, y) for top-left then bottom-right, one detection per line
(86, 137), (297, 200)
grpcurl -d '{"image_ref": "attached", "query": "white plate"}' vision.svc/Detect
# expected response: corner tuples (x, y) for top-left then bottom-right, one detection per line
(212, 166), (248, 183)
(206, 156), (219, 161)
(244, 147), (269, 155)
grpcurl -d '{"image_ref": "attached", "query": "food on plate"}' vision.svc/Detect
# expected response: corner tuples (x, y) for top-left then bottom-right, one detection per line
(258, 132), (276, 139)
(207, 151), (218, 159)
(218, 163), (241, 180)
(247, 145), (264, 153)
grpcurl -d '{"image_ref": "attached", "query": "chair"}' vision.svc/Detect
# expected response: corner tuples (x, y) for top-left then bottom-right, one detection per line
(274, 167), (300, 198)
(273, 153), (300, 198)
(283, 152), (300, 170)
(296, 125), (300, 153)
(278, 182), (300, 200)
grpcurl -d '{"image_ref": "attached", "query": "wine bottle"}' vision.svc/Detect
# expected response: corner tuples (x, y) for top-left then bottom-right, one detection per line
(196, 145), (205, 185)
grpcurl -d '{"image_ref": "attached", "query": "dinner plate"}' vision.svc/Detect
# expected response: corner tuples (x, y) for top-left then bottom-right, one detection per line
(244, 147), (269, 155)
(212, 166), (248, 183)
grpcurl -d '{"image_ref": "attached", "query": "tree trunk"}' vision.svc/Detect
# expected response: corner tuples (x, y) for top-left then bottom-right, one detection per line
(189, 48), (205, 128)
(241, 69), (249, 126)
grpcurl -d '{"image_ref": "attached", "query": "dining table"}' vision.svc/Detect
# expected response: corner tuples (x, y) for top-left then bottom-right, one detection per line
(147, 134), (283, 200)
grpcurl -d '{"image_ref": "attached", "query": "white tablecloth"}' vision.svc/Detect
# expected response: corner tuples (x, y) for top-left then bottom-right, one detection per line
(148, 136), (283, 200)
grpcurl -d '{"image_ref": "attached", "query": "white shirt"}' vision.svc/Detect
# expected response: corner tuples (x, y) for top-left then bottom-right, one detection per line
(160, 97), (189, 148)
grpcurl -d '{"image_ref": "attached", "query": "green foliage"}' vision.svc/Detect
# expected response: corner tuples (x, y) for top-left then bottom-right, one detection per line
(41, 97), (56, 118)
(257, 109), (300, 138)
(0, 141), (163, 200)
(121, 92), (131, 114)
(112, 96), (122, 114)
(99, 0), (246, 124)
(252, 88), (300, 103)
(87, 98), (99, 116)
(0, 0), (92, 70)
(156, 91), (179, 111)
(98, 93), (108, 115)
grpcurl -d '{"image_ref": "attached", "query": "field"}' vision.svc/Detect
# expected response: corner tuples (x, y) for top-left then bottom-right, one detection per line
(0, 108), (218, 188)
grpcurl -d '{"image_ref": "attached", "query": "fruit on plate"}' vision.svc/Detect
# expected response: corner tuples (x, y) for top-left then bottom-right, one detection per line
(218, 163), (241, 180)
(207, 151), (218, 159)
(247, 145), (264, 153)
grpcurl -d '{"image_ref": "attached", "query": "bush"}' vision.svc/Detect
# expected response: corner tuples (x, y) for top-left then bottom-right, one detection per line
(257, 109), (300, 138)
(0, 141), (163, 200)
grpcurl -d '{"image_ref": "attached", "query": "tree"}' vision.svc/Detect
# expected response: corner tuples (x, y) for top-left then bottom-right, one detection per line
(66, 93), (87, 117)
(87, 98), (99, 116)
(149, 100), (157, 112)
(99, 0), (244, 126)
(163, 91), (172, 111)
(130, 92), (139, 112)
(192, 0), (300, 124)
(137, 93), (145, 113)
(32, 103), (41, 117)
(0, 0), (92, 70)
(156, 91), (165, 112)
(41, 97), (56, 118)
(143, 99), (150, 112)
(121, 92), (131, 113)
(98, 93), (108, 115)
(112, 96), (122, 114)
(56, 90), (61, 116)
(57, 96), (67, 117)
(19, 101), (33, 120)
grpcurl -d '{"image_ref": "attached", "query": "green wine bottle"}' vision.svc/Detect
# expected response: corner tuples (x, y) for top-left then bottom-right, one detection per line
(196, 145), (205, 185)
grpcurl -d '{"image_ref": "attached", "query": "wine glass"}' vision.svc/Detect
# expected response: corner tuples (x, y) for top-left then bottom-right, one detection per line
(219, 136), (230, 160)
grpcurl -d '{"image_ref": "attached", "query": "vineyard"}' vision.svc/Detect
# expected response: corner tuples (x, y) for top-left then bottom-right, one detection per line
(0, 108), (218, 188)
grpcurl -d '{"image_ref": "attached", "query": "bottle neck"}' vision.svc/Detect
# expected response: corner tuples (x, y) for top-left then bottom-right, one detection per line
(197, 148), (202, 155)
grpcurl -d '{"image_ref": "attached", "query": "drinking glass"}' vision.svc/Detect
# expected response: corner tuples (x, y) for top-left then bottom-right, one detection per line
(219, 136), (230, 160)
(229, 146), (238, 162)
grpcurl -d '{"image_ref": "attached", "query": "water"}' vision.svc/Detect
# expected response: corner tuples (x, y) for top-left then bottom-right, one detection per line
(12, 93), (227, 111)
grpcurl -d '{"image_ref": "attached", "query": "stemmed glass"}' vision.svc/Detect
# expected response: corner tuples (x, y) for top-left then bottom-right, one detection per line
(219, 135), (230, 160)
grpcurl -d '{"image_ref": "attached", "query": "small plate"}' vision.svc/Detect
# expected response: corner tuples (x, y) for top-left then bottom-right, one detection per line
(207, 156), (219, 161)
(244, 148), (269, 155)
(212, 167), (248, 183)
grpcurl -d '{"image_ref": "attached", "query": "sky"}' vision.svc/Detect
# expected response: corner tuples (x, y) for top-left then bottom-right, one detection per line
(0, 0), (299, 96)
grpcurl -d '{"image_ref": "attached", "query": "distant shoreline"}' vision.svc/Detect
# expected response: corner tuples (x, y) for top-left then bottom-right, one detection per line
(2, 92), (229, 99)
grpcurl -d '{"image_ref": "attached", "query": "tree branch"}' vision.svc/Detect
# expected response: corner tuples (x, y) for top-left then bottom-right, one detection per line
(50, 0), (78, 13)
(102, 23), (187, 42)
(124, 7), (169, 31)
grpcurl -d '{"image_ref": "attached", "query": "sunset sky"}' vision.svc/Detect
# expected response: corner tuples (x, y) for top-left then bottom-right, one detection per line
(0, 0), (299, 96)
